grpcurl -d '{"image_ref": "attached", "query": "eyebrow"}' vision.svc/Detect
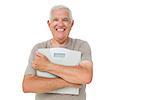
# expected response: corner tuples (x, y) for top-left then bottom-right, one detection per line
(51, 17), (71, 21)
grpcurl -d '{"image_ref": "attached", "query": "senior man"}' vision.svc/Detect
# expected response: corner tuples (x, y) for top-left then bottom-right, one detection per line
(22, 5), (93, 100)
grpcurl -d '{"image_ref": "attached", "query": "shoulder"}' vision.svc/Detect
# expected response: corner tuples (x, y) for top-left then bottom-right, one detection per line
(70, 38), (91, 53)
(33, 40), (50, 48)
(72, 38), (90, 48)
(31, 40), (50, 52)
(72, 38), (87, 44)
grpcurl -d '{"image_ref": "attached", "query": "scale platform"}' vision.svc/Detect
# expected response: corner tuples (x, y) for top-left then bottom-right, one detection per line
(36, 48), (81, 95)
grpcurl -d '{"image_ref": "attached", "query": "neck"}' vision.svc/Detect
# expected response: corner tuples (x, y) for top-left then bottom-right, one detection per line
(50, 38), (70, 47)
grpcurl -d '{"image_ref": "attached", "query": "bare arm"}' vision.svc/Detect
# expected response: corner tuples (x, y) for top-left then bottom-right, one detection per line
(47, 60), (93, 84)
(22, 74), (80, 93)
(32, 52), (93, 84)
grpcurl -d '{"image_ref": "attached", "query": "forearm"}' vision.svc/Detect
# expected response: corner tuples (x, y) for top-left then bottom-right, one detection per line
(47, 62), (92, 84)
(23, 74), (80, 93)
(32, 52), (93, 85)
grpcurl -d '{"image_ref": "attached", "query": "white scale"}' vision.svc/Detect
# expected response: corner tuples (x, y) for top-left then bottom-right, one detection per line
(37, 48), (81, 95)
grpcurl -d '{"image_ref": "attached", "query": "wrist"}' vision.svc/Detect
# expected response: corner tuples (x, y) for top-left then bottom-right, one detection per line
(46, 63), (56, 71)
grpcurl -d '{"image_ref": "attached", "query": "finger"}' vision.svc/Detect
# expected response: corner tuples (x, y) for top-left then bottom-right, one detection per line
(35, 51), (45, 58)
(35, 54), (40, 60)
(32, 61), (36, 65)
(32, 62), (36, 68)
(32, 63), (39, 70)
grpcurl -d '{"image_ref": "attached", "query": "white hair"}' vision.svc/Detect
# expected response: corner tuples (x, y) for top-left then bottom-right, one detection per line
(49, 5), (73, 20)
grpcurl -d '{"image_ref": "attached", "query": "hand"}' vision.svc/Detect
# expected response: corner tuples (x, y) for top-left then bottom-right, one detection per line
(32, 51), (51, 72)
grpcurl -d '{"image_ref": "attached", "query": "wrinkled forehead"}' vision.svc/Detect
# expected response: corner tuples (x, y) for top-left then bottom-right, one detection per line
(51, 9), (70, 18)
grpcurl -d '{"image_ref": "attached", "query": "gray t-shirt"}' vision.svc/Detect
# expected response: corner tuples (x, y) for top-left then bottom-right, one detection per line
(25, 38), (92, 100)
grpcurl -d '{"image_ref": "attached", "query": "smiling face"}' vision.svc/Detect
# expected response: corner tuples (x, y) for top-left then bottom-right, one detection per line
(48, 8), (74, 44)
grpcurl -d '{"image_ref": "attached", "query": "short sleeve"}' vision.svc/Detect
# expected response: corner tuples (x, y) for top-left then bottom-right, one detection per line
(24, 44), (40, 75)
(78, 41), (92, 62)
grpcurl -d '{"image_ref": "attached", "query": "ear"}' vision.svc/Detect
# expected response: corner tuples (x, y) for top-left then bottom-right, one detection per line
(47, 20), (50, 28)
(71, 20), (74, 27)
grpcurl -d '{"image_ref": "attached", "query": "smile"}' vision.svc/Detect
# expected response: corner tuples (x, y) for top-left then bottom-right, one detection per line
(56, 28), (65, 32)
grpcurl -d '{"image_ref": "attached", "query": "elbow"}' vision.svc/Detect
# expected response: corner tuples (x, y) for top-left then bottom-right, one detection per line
(82, 74), (93, 84)
(22, 79), (31, 93)
(22, 75), (34, 93)
(83, 76), (92, 84)
(23, 86), (29, 93)
(22, 84), (28, 93)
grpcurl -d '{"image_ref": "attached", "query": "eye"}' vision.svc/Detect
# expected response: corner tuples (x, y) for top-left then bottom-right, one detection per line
(52, 18), (58, 22)
(63, 18), (70, 22)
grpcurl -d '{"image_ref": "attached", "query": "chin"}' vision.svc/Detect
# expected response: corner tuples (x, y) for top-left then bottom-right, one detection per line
(56, 38), (66, 44)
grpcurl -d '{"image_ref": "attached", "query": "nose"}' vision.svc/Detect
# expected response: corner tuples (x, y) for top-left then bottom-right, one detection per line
(57, 20), (64, 27)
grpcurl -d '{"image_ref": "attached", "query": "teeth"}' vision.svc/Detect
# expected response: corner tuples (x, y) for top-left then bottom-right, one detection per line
(57, 29), (65, 32)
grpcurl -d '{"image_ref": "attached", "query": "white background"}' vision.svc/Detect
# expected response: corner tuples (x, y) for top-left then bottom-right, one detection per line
(0, 0), (150, 100)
